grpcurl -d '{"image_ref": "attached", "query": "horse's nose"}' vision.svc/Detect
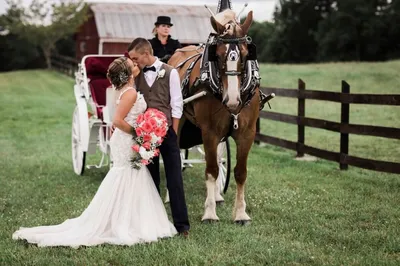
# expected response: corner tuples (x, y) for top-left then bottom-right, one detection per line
(226, 101), (240, 111)
(222, 98), (228, 105)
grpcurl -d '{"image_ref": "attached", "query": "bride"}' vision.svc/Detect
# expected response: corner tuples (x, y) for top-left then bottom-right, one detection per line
(12, 57), (177, 248)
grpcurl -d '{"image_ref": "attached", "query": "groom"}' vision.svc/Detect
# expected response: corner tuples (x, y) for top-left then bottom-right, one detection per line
(127, 38), (190, 236)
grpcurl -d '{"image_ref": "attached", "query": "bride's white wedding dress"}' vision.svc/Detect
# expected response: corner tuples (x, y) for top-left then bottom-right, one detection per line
(12, 88), (177, 248)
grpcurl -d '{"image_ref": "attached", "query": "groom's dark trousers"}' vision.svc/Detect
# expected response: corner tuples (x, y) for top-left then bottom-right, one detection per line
(147, 127), (190, 233)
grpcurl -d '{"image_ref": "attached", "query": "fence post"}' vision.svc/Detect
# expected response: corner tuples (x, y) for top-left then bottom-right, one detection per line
(340, 81), (350, 170)
(297, 79), (305, 157)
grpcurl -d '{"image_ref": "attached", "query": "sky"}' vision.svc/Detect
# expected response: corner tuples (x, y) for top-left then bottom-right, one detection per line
(0, 0), (278, 22)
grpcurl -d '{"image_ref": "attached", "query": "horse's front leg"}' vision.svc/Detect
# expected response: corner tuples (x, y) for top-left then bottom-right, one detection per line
(233, 136), (253, 225)
(201, 134), (220, 223)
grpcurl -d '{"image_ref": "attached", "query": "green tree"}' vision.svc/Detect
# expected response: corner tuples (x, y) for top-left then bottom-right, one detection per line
(316, 0), (391, 61)
(265, 0), (325, 63)
(383, 0), (400, 59)
(3, 0), (89, 69)
(0, 3), (43, 71)
(247, 21), (275, 62)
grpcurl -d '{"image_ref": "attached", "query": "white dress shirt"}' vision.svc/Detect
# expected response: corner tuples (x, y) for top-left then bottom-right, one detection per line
(143, 58), (183, 119)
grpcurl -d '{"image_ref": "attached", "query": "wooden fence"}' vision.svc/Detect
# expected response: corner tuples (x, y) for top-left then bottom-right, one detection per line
(257, 79), (400, 174)
(50, 54), (79, 78)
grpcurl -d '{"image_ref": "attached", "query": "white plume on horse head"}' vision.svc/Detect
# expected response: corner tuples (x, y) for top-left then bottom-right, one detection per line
(210, 8), (253, 36)
(214, 9), (236, 26)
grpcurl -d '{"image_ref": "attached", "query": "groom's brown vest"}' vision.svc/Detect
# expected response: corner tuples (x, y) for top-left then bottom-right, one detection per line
(135, 64), (173, 126)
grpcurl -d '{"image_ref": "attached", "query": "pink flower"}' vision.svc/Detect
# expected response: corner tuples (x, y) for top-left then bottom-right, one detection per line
(154, 127), (165, 137)
(143, 134), (152, 142)
(142, 121), (153, 133)
(142, 142), (151, 150)
(131, 144), (140, 152)
(144, 109), (154, 120)
(154, 148), (160, 157)
(141, 159), (149, 165)
(160, 127), (167, 137)
(136, 114), (144, 124)
(148, 118), (158, 129)
(155, 111), (166, 120)
(135, 127), (143, 137)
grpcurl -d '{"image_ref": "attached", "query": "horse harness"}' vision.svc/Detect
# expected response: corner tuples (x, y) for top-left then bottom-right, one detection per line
(176, 32), (264, 133)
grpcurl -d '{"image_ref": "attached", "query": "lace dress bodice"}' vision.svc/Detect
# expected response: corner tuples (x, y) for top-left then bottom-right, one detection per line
(110, 89), (147, 167)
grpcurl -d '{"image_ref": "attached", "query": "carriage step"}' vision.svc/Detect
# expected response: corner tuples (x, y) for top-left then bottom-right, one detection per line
(183, 163), (194, 168)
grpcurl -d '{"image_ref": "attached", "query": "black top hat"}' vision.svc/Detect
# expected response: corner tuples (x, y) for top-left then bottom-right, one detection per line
(155, 16), (173, 26)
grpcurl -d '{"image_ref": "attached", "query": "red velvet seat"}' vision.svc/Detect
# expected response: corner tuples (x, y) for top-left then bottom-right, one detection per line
(84, 56), (119, 120)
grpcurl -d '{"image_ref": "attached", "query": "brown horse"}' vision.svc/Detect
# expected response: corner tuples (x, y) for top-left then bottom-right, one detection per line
(169, 10), (259, 224)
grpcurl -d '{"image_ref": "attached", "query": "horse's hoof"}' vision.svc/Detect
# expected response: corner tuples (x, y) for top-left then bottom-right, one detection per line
(235, 220), (251, 226)
(202, 219), (219, 224)
(216, 201), (224, 206)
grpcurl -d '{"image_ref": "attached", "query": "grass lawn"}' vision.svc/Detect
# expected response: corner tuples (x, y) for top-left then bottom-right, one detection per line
(0, 64), (399, 265)
(259, 60), (400, 163)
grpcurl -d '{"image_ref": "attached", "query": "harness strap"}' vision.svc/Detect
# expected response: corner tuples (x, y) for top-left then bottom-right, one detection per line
(176, 53), (202, 70)
(181, 55), (203, 99)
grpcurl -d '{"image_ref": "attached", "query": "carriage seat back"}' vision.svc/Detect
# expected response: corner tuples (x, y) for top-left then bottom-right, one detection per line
(84, 56), (119, 120)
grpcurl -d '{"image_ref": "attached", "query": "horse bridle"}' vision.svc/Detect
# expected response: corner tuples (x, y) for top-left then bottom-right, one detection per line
(199, 32), (261, 129)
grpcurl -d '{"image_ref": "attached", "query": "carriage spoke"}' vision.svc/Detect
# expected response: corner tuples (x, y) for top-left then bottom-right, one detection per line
(71, 106), (85, 175)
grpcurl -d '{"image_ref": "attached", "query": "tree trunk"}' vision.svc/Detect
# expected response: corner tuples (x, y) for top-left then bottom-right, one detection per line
(41, 46), (52, 69)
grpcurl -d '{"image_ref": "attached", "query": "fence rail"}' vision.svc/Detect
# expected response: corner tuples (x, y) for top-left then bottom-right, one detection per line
(257, 79), (400, 174)
(50, 54), (79, 78)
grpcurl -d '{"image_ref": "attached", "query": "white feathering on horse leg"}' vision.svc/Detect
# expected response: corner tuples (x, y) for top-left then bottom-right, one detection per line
(215, 167), (225, 202)
(233, 184), (251, 221)
(202, 173), (219, 221)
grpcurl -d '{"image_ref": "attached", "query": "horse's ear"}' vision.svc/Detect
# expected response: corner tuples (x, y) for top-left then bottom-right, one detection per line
(210, 16), (225, 34)
(241, 11), (253, 35)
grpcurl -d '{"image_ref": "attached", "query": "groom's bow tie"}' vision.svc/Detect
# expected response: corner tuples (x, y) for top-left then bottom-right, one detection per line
(143, 66), (156, 73)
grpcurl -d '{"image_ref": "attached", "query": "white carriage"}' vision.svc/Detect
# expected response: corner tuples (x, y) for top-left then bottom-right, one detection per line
(71, 54), (231, 194)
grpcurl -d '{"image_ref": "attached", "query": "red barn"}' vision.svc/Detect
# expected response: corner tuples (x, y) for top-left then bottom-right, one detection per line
(75, 3), (217, 60)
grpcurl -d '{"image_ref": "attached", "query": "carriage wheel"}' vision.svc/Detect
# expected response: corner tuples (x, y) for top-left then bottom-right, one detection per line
(217, 140), (231, 194)
(71, 106), (86, 175)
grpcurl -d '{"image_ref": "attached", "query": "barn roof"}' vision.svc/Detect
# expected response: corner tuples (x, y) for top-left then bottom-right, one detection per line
(90, 3), (218, 43)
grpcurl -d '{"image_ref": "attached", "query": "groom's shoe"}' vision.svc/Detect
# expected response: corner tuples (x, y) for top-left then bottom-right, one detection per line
(179, 230), (189, 239)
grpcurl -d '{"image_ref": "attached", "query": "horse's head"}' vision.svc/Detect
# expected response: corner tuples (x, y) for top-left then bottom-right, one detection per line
(209, 10), (253, 111)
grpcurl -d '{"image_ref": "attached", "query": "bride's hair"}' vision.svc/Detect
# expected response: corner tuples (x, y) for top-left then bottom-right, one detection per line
(107, 57), (132, 90)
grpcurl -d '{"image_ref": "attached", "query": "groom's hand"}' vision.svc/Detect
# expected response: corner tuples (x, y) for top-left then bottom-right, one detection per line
(172, 118), (180, 135)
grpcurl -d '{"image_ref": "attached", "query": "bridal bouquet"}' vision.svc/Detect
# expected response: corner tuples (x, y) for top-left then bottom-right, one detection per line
(130, 108), (169, 169)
